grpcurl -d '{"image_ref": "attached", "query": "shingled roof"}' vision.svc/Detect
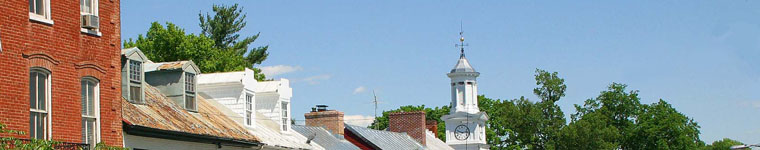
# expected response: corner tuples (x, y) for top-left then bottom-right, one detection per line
(122, 84), (260, 146)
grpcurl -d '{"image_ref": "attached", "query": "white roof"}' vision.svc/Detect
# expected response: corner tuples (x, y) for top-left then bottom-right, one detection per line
(451, 55), (476, 73)
(197, 71), (246, 85)
(425, 130), (454, 150)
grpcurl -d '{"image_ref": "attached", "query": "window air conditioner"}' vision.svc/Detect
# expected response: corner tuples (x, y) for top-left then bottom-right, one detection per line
(81, 14), (99, 29)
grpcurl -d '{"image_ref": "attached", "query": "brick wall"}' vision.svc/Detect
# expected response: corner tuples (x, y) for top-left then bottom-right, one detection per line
(426, 120), (438, 138)
(304, 110), (344, 135)
(0, 0), (123, 146)
(388, 111), (427, 145)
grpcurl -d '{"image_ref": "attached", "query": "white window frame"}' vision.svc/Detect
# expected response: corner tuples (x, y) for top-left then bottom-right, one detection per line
(127, 60), (143, 103)
(29, 0), (53, 25)
(79, 0), (100, 35)
(245, 93), (253, 126)
(281, 102), (288, 131)
(81, 78), (100, 148)
(30, 68), (51, 140)
(184, 72), (197, 111)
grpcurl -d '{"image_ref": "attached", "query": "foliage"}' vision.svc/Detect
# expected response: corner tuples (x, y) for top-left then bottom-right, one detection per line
(124, 22), (266, 81)
(571, 83), (641, 149)
(1, 122), (126, 150)
(367, 105), (450, 140)
(199, 4), (269, 74)
(557, 111), (621, 149)
(628, 100), (703, 149)
(532, 69), (566, 149)
(701, 138), (747, 150)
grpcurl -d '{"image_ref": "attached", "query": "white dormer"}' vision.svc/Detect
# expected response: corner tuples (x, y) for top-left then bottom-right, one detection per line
(253, 79), (292, 132)
(120, 47), (147, 104)
(144, 61), (201, 111)
(196, 68), (259, 127)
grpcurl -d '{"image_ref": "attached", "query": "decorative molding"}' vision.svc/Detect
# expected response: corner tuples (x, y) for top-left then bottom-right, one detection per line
(75, 61), (107, 74)
(22, 52), (60, 65)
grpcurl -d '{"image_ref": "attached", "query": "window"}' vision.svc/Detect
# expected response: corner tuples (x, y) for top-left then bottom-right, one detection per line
(129, 61), (141, 82)
(185, 73), (194, 92)
(184, 72), (196, 111)
(28, 0), (52, 24)
(81, 79), (99, 147)
(281, 102), (288, 131)
(185, 95), (195, 111)
(29, 69), (49, 139)
(80, 0), (97, 15)
(245, 94), (253, 126)
(127, 60), (142, 103)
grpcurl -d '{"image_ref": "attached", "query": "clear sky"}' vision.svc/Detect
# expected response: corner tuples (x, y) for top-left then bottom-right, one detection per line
(121, 1), (760, 144)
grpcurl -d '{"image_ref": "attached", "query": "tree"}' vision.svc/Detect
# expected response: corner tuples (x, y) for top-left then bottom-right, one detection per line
(701, 138), (747, 150)
(532, 69), (567, 149)
(199, 4), (269, 72)
(628, 100), (703, 149)
(572, 82), (641, 149)
(557, 111), (621, 149)
(124, 22), (266, 81)
(368, 105), (450, 140)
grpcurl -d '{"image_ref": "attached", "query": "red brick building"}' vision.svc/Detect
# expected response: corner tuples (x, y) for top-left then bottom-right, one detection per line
(0, 0), (123, 147)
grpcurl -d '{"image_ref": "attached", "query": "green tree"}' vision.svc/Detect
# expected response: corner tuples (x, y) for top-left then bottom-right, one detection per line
(368, 105), (450, 140)
(573, 82), (641, 149)
(628, 100), (703, 149)
(124, 22), (266, 81)
(557, 111), (621, 149)
(532, 69), (567, 149)
(199, 4), (269, 72)
(701, 138), (747, 150)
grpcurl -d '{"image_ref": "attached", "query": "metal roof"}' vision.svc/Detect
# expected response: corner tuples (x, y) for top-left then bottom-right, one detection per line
(424, 130), (454, 150)
(450, 55), (476, 73)
(344, 124), (425, 150)
(292, 125), (361, 150)
(122, 84), (260, 143)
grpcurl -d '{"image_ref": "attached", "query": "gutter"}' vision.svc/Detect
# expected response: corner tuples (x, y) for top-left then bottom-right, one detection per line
(122, 122), (262, 148)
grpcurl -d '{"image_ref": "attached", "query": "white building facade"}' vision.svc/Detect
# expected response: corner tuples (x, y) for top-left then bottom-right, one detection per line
(441, 36), (490, 150)
(197, 69), (313, 149)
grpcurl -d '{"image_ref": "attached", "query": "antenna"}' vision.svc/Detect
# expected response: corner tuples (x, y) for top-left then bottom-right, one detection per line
(372, 90), (379, 118)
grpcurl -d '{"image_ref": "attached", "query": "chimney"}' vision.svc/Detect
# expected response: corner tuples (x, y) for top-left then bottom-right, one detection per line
(426, 120), (438, 138)
(305, 105), (345, 135)
(388, 111), (427, 145)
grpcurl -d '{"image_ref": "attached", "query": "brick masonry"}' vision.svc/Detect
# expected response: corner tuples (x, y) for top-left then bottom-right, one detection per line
(388, 111), (427, 145)
(305, 110), (345, 135)
(0, 0), (123, 146)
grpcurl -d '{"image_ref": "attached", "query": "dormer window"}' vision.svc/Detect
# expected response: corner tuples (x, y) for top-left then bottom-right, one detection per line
(185, 73), (195, 92)
(129, 61), (141, 82)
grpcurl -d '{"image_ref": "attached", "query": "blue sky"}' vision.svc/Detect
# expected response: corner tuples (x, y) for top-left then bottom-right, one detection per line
(121, 1), (760, 143)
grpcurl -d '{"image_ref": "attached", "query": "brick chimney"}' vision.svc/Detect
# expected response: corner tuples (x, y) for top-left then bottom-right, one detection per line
(426, 120), (438, 138)
(305, 105), (345, 135)
(388, 111), (427, 145)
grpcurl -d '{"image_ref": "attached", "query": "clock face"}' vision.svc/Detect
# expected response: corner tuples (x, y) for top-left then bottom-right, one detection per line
(454, 124), (470, 140)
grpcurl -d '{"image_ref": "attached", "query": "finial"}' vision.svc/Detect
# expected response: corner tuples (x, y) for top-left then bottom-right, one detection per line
(455, 22), (468, 57)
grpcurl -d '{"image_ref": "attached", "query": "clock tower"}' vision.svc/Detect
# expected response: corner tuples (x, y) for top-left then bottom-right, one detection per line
(441, 31), (489, 150)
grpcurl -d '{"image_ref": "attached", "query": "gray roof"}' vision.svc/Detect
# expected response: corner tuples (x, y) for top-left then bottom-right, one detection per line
(450, 55), (476, 73)
(344, 124), (425, 150)
(292, 125), (360, 150)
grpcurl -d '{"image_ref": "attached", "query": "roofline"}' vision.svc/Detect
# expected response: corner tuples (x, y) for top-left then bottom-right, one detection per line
(123, 122), (262, 148)
(344, 124), (382, 150)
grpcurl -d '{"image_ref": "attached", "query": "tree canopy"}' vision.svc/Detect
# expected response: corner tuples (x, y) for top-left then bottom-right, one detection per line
(124, 4), (268, 81)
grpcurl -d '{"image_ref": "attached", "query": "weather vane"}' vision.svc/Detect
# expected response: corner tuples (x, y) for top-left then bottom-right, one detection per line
(455, 22), (468, 57)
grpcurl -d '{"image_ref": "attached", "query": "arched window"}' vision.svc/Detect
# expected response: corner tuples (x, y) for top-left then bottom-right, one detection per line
(81, 77), (100, 147)
(29, 68), (50, 139)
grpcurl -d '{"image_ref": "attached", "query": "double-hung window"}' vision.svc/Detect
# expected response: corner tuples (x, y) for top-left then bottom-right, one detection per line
(281, 102), (288, 131)
(128, 60), (142, 103)
(81, 79), (99, 148)
(80, 0), (97, 16)
(29, 69), (49, 139)
(184, 73), (196, 111)
(28, 0), (52, 24)
(245, 94), (253, 126)
(80, 0), (99, 34)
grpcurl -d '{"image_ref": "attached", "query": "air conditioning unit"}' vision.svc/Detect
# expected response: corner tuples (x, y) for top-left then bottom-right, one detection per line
(81, 14), (99, 29)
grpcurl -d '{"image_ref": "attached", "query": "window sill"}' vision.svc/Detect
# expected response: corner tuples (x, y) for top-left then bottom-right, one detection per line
(29, 13), (54, 25)
(80, 28), (102, 37)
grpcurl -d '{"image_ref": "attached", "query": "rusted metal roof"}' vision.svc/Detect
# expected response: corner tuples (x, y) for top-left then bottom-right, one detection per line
(122, 84), (260, 143)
